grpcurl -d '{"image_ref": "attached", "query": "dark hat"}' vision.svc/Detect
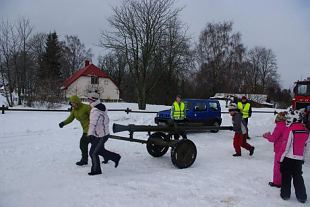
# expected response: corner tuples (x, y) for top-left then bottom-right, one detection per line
(176, 94), (182, 99)
(241, 96), (247, 100)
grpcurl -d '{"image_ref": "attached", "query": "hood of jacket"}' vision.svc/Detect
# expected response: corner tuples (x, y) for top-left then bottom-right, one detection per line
(69, 95), (82, 107)
(90, 100), (106, 112)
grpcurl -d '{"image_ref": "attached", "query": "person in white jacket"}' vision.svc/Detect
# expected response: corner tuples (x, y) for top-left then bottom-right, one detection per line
(87, 93), (121, 176)
(280, 111), (309, 203)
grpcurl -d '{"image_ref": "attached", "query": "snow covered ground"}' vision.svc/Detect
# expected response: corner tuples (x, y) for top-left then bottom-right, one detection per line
(0, 94), (7, 106)
(0, 101), (309, 207)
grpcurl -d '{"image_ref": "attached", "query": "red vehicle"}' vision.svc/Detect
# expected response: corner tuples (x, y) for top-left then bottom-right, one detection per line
(292, 78), (310, 110)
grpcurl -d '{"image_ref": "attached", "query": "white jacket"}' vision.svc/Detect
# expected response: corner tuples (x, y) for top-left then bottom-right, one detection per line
(280, 123), (309, 162)
(87, 100), (109, 138)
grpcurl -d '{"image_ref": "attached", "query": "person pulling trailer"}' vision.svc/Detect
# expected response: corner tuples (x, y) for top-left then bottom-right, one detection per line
(87, 93), (121, 176)
(58, 95), (91, 166)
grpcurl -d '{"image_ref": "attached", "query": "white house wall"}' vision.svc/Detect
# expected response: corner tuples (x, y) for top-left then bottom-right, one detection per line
(65, 76), (120, 100)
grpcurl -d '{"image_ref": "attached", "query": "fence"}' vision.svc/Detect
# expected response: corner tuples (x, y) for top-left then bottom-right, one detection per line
(0, 104), (278, 115)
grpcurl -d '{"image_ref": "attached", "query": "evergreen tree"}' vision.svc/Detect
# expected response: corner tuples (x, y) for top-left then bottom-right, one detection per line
(37, 32), (63, 102)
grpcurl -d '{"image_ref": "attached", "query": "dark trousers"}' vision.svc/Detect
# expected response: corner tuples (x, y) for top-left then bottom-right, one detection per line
(280, 157), (307, 201)
(172, 119), (187, 139)
(233, 132), (252, 154)
(89, 135), (120, 173)
(80, 133), (91, 161)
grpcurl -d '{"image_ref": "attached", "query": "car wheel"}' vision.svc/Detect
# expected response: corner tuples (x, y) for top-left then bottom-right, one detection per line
(210, 121), (219, 133)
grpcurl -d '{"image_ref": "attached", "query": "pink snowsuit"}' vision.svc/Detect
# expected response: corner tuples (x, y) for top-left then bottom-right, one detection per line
(264, 121), (287, 186)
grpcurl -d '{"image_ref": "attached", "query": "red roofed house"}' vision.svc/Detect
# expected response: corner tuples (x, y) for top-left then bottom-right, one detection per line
(62, 60), (120, 101)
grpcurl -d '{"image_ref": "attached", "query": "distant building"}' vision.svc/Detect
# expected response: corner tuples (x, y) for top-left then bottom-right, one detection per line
(62, 60), (120, 101)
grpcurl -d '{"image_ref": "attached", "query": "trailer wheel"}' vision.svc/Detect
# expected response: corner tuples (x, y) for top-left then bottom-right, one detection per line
(171, 139), (197, 169)
(146, 132), (169, 157)
(210, 122), (219, 133)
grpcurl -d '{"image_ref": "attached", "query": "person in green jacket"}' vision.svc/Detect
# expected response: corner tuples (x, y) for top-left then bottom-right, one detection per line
(59, 95), (91, 166)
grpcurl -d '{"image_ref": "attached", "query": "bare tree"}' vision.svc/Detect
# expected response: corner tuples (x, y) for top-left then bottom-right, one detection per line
(99, 0), (182, 109)
(62, 35), (93, 78)
(0, 20), (19, 106)
(195, 21), (244, 96)
(259, 48), (278, 92)
(246, 46), (278, 93)
(16, 17), (33, 104)
(98, 51), (128, 88)
(150, 16), (194, 104)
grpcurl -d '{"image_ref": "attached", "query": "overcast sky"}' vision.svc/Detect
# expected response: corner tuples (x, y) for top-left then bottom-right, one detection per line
(1, 0), (309, 88)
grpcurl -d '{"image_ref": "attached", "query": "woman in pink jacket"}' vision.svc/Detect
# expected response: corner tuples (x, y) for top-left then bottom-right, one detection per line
(263, 112), (287, 188)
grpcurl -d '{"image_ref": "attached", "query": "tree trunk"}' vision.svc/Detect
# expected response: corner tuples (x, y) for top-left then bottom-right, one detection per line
(137, 83), (146, 110)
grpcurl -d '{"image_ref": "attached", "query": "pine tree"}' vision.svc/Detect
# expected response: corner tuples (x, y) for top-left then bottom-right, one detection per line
(37, 32), (63, 103)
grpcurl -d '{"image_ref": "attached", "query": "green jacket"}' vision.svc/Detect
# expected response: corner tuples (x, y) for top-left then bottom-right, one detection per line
(62, 95), (91, 133)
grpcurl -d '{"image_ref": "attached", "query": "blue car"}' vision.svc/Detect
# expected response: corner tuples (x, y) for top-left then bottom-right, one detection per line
(155, 99), (222, 132)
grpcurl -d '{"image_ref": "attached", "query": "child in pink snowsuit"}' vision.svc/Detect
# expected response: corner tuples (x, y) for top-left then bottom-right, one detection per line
(263, 112), (287, 188)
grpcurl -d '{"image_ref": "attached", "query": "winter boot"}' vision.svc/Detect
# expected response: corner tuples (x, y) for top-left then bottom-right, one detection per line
(268, 182), (281, 188)
(114, 154), (121, 168)
(102, 159), (109, 164)
(232, 153), (241, 157)
(297, 198), (307, 204)
(76, 159), (88, 166)
(280, 193), (290, 201)
(88, 171), (102, 176)
(249, 147), (255, 156)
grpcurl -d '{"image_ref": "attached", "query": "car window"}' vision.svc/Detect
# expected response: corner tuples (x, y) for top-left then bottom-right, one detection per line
(209, 102), (219, 111)
(184, 101), (193, 110)
(194, 102), (207, 111)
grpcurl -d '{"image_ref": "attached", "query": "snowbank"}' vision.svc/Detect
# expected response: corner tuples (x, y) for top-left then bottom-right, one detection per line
(0, 103), (309, 207)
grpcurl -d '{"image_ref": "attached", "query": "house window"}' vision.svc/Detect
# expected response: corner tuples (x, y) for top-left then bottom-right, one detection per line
(91, 76), (98, 84)
(104, 80), (109, 85)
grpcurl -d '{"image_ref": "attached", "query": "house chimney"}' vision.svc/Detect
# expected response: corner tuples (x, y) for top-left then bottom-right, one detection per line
(85, 60), (90, 67)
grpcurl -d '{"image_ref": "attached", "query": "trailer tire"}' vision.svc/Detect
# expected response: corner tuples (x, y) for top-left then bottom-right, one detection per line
(146, 132), (169, 157)
(171, 139), (197, 169)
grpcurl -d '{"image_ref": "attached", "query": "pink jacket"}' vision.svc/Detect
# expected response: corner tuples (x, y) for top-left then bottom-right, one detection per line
(280, 122), (309, 162)
(265, 121), (287, 153)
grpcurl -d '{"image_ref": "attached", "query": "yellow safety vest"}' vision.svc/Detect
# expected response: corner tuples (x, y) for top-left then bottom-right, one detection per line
(172, 101), (185, 120)
(237, 102), (251, 119)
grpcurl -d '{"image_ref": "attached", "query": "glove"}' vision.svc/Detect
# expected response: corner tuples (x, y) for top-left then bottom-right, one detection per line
(263, 132), (271, 138)
(59, 122), (65, 128)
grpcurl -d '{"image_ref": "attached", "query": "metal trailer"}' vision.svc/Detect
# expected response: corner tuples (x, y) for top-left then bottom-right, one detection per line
(111, 123), (233, 169)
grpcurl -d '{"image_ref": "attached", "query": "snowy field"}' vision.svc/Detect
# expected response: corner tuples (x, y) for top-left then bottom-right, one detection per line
(0, 101), (309, 207)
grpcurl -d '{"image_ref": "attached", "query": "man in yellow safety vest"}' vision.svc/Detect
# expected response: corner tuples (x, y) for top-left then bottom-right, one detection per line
(171, 95), (186, 121)
(171, 95), (186, 139)
(237, 96), (252, 139)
